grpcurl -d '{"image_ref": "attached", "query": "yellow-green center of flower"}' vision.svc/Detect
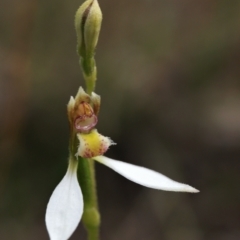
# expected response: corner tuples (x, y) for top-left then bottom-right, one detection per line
(77, 129), (113, 158)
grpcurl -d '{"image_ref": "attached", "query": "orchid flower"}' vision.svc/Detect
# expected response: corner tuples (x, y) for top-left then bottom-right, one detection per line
(45, 87), (199, 240)
(46, 1), (199, 239)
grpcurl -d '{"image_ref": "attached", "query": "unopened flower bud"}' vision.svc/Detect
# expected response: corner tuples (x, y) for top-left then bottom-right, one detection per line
(75, 0), (102, 58)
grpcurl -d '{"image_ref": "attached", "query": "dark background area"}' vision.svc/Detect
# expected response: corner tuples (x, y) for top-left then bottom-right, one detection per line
(1, 0), (240, 239)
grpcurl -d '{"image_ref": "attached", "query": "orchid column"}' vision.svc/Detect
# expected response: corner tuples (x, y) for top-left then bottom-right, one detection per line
(45, 1), (199, 240)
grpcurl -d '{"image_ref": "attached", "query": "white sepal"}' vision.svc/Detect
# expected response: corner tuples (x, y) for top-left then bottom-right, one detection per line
(45, 162), (83, 240)
(93, 156), (199, 193)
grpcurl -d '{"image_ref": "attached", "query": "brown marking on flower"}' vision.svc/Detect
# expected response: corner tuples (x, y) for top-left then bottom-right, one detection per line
(74, 102), (98, 132)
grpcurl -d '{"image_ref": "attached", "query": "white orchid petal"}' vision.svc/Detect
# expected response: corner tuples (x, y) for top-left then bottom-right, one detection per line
(94, 156), (199, 193)
(45, 163), (83, 240)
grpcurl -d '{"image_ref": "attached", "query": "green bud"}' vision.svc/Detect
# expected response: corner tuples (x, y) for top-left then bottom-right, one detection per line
(75, 0), (102, 59)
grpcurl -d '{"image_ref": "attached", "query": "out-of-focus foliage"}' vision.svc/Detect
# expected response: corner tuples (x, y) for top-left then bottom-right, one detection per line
(1, 0), (240, 239)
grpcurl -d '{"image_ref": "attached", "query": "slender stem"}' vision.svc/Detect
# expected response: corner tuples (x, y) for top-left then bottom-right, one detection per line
(74, 1), (102, 238)
(71, 64), (100, 239)
(78, 157), (100, 240)
(80, 56), (97, 94)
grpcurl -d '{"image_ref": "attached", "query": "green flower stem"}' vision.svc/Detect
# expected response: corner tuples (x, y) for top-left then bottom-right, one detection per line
(74, 1), (102, 238)
(80, 70), (100, 240)
(78, 157), (100, 240)
(80, 56), (97, 94)
(70, 64), (100, 239)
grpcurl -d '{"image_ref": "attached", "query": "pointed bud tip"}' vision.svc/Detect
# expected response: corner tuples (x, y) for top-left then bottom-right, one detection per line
(91, 92), (101, 116)
(91, 91), (100, 98)
(68, 96), (75, 106)
(75, 86), (91, 104)
(76, 86), (86, 98)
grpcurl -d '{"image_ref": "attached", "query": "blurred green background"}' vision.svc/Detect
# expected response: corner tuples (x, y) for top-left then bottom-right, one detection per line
(1, 0), (240, 239)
